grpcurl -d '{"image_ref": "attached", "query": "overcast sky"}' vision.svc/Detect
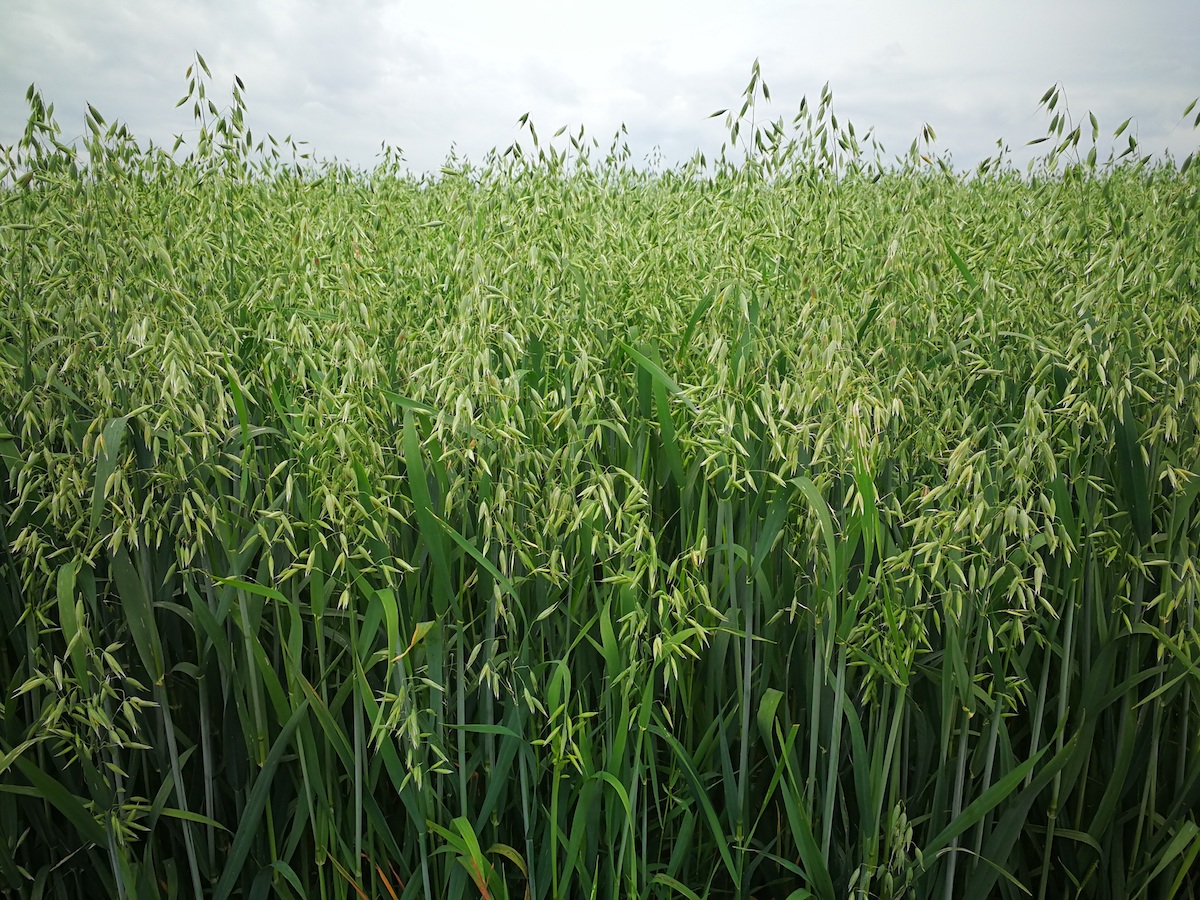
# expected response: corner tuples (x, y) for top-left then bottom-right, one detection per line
(2, 0), (1198, 175)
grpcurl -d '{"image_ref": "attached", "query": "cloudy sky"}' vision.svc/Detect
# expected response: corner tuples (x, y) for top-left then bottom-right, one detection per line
(2, 0), (1198, 175)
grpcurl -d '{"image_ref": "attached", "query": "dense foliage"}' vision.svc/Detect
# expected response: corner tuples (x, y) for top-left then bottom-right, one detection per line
(2, 61), (1199, 899)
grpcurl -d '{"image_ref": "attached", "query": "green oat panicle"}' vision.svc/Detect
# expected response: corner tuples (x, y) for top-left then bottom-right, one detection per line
(1, 62), (1199, 900)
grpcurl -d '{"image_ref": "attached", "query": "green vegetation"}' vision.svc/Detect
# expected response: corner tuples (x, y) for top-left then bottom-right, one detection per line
(2, 57), (1199, 899)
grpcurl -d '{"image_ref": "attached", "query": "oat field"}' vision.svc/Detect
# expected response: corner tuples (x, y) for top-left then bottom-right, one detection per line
(2, 60), (1199, 899)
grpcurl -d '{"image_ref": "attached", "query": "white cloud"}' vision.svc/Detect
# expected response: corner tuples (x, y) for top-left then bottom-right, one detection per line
(2, 0), (1197, 173)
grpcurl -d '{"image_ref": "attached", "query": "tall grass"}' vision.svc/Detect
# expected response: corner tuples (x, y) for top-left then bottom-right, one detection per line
(1, 59), (1199, 899)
